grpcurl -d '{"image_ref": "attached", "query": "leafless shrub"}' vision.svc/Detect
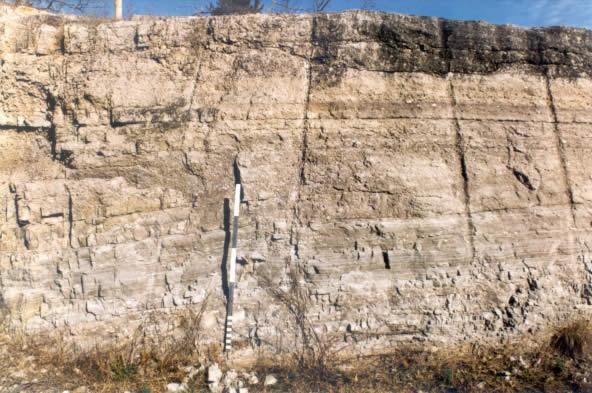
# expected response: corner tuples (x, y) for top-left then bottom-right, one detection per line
(268, 0), (330, 14)
(4, 0), (101, 14)
(310, 0), (329, 13)
(359, 0), (376, 10)
(258, 265), (347, 388)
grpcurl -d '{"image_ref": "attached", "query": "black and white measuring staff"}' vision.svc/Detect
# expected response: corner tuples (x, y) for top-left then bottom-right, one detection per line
(225, 183), (241, 352)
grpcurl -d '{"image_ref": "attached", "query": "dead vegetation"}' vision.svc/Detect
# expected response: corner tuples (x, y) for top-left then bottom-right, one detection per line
(254, 267), (349, 392)
(1, 299), (591, 393)
(260, 267), (346, 372)
(551, 319), (592, 360)
(254, 267), (592, 392)
(249, 319), (592, 393)
(0, 305), (215, 393)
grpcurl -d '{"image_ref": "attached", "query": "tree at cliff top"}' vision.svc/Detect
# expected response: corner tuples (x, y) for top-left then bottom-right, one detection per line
(203, 0), (263, 15)
(268, 0), (331, 13)
(5, 0), (98, 13)
(197, 0), (332, 15)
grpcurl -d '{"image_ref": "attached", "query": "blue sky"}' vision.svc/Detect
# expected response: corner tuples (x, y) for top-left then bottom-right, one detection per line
(111, 0), (592, 29)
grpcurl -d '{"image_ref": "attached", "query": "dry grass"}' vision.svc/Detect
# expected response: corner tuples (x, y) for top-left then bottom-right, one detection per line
(251, 268), (592, 393)
(248, 319), (592, 393)
(0, 306), (215, 393)
(2, 309), (592, 392)
(551, 319), (592, 359)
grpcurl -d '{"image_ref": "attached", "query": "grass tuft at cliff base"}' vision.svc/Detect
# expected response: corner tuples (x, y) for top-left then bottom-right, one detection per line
(1, 319), (591, 392)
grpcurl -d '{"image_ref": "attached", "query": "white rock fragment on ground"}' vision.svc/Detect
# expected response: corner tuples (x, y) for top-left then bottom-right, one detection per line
(208, 363), (223, 383)
(209, 381), (223, 393)
(166, 382), (186, 392)
(264, 374), (278, 386)
(224, 369), (238, 386)
(246, 372), (259, 385)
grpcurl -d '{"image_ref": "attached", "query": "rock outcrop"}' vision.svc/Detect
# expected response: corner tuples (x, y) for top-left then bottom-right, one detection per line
(1, 5), (592, 354)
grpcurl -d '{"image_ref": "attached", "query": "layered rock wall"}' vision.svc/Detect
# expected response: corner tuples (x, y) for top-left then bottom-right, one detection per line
(1, 6), (592, 353)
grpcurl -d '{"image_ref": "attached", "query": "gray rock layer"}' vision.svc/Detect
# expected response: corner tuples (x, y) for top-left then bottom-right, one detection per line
(1, 6), (592, 354)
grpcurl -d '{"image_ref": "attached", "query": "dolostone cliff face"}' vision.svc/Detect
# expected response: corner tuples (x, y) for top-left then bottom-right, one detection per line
(1, 5), (592, 355)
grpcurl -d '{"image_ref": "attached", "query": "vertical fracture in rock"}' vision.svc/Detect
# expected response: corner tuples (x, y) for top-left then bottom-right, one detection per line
(545, 69), (577, 227)
(291, 15), (315, 256)
(449, 79), (476, 261)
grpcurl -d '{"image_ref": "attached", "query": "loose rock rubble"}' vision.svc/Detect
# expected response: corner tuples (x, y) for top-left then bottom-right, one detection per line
(0, 359), (261, 393)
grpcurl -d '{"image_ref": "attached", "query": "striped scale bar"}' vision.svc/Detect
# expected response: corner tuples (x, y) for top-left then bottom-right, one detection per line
(225, 183), (240, 352)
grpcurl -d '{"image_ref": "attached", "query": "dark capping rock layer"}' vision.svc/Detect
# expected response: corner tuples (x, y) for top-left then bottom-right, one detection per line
(7, 9), (591, 80)
(311, 11), (592, 86)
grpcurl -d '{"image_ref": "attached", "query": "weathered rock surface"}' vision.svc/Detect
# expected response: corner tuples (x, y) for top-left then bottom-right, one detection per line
(1, 4), (592, 355)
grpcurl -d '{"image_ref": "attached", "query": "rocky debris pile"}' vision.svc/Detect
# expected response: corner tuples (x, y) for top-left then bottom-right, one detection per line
(204, 362), (263, 393)
(0, 359), (271, 393)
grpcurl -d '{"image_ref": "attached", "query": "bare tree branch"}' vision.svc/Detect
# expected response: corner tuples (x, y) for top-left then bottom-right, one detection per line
(197, 0), (263, 15)
(5, 0), (95, 13)
(267, 0), (275, 13)
(272, 0), (330, 14)
(359, 0), (376, 10)
(312, 0), (329, 13)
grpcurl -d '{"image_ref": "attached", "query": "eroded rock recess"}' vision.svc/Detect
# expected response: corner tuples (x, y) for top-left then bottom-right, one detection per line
(1, 5), (592, 355)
